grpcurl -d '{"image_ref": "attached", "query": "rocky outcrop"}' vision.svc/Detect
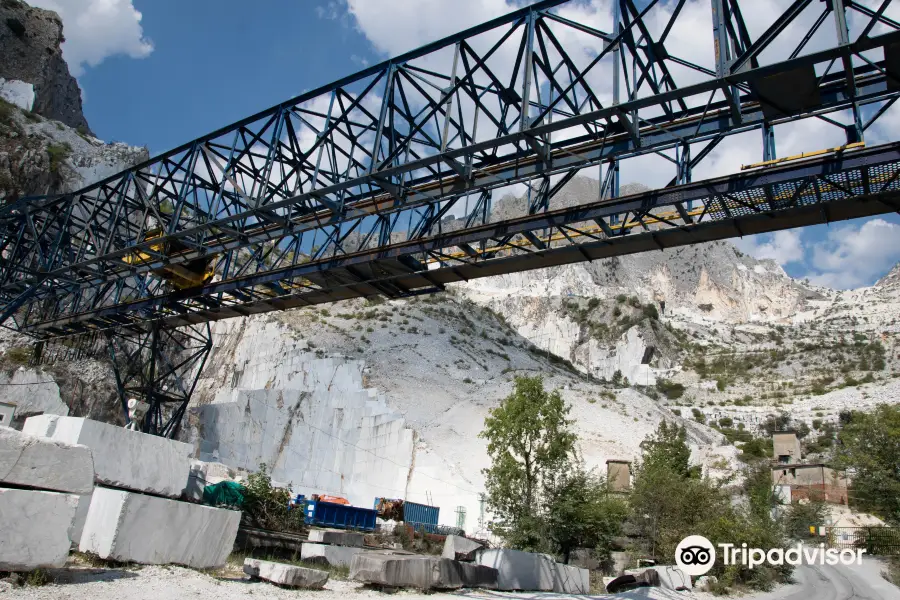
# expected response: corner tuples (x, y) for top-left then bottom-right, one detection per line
(0, 0), (89, 131)
(0, 105), (148, 202)
(0, 0), (149, 203)
(875, 263), (900, 289)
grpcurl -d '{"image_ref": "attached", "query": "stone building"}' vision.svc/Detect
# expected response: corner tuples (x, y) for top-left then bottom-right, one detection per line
(769, 429), (848, 505)
(606, 459), (631, 492)
(772, 430), (802, 464)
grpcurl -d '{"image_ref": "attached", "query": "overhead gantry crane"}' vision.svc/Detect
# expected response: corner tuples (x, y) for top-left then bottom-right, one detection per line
(1, 0), (899, 437)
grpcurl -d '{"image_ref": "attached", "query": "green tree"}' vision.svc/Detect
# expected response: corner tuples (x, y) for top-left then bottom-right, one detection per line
(543, 466), (628, 564)
(630, 421), (707, 558)
(480, 376), (576, 549)
(835, 404), (900, 524)
(629, 425), (791, 591)
(761, 413), (792, 436)
(639, 421), (697, 479)
(784, 501), (829, 539)
(739, 436), (774, 462)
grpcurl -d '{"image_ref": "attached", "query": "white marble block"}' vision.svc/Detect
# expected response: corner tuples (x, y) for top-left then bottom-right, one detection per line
(244, 558), (329, 588)
(0, 427), (93, 494)
(79, 487), (241, 569)
(0, 488), (78, 570)
(23, 415), (191, 498)
(476, 548), (589, 593)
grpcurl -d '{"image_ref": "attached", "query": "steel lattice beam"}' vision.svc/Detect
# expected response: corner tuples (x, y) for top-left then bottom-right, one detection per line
(1, 0), (899, 340)
(19, 140), (900, 336)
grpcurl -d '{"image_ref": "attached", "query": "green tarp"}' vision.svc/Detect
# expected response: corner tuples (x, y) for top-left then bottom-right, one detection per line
(202, 481), (246, 508)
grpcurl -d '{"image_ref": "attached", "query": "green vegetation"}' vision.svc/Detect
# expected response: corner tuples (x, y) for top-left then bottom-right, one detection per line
(481, 376), (575, 549)
(480, 376), (625, 564)
(689, 352), (771, 386)
(0, 97), (13, 124)
(241, 463), (304, 532)
(784, 501), (828, 539)
(738, 437), (773, 462)
(885, 558), (900, 588)
(25, 569), (51, 586)
(691, 407), (706, 424)
(3, 345), (32, 366)
(543, 466), (628, 565)
(630, 423), (790, 591)
(47, 142), (72, 174)
(638, 421), (699, 479)
(655, 379), (684, 400)
(561, 296), (661, 344)
(835, 405), (900, 524)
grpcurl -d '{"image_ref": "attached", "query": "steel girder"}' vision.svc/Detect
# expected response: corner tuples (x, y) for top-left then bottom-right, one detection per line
(19, 140), (900, 336)
(1, 0), (900, 340)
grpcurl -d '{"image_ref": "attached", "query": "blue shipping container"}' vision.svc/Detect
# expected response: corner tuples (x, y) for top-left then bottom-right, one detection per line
(300, 498), (377, 531)
(403, 501), (440, 533)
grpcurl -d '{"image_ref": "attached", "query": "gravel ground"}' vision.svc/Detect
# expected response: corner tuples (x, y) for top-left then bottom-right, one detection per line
(4, 558), (898, 600)
(0, 563), (690, 600)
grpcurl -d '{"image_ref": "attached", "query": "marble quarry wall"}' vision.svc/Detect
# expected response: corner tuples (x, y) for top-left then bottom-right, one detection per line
(190, 320), (417, 509)
(193, 386), (415, 507)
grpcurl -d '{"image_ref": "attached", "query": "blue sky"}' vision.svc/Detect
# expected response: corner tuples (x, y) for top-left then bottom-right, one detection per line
(74, 1), (374, 154)
(30, 0), (900, 290)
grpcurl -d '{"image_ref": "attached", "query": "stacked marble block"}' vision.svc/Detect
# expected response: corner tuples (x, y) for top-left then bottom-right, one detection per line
(300, 529), (367, 567)
(23, 415), (241, 569)
(0, 427), (94, 570)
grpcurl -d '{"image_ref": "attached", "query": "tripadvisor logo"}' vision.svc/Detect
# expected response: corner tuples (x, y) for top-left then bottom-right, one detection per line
(676, 535), (716, 576)
(675, 535), (867, 576)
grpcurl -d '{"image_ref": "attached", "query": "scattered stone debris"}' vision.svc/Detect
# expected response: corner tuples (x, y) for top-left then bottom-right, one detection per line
(441, 535), (483, 561)
(243, 558), (329, 589)
(349, 554), (498, 591)
(476, 548), (590, 593)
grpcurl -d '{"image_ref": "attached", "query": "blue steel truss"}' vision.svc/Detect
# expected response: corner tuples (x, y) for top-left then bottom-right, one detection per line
(1, 0), (899, 434)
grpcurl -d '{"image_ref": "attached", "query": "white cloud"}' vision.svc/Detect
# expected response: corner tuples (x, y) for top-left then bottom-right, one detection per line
(30, 0), (153, 77)
(350, 54), (369, 67)
(342, 0), (518, 57)
(732, 230), (805, 266)
(806, 219), (900, 289)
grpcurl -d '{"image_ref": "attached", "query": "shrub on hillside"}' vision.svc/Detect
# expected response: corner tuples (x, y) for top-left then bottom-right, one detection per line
(656, 379), (684, 400)
(242, 463), (305, 532)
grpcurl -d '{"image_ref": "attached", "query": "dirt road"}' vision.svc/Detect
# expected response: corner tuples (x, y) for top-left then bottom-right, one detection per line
(744, 557), (900, 600)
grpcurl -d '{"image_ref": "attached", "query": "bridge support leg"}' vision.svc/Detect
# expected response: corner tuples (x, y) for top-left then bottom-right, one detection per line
(106, 322), (212, 438)
(762, 121), (777, 162)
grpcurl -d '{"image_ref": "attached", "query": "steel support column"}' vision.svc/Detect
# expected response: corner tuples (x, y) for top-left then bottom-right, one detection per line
(831, 0), (864, 144)
(762, 121), (777, 162)
(106, 323), (212, 438)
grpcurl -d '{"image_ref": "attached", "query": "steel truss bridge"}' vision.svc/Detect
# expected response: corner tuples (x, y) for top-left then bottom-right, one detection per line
(1, 0), (899, 436)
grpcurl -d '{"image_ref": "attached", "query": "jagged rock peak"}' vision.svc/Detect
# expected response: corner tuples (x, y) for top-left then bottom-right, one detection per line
(875, 262), (900, 288)
(0, 0), (90, 132)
